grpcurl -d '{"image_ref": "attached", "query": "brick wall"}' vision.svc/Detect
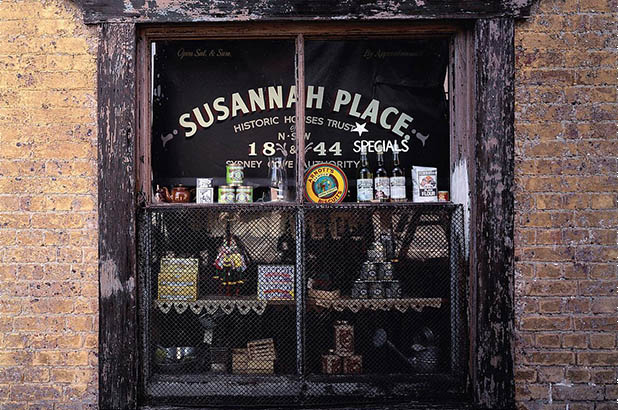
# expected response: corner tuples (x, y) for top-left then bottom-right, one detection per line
(0, 0), (616, 408)
(0, 0), (98, 408)
(514, 0), (618, 408)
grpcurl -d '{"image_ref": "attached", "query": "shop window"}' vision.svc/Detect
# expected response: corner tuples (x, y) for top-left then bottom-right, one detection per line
(137, 26), (469, 407)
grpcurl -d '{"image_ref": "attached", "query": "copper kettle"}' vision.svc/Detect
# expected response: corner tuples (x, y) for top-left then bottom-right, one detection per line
(157, 184), (192, 203)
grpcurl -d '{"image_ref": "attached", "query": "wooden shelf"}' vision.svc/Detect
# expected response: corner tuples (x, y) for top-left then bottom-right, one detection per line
(307, 296), (443, 313)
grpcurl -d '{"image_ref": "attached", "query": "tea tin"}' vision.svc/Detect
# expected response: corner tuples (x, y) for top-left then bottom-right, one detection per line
(378, 262), (393, 281)
(369, 282), (384, 299)
(342, 355), (362, 374)
(333, 320), (354, 357)
(321, 350), (342, 374)
(351, 281), (368, 299)
(218, 185), (236, 203)
(385, 280), (402, 299)
(360, 262), (378, 281)
(235, 186), (253, 203)
(226, 164), (244, 186)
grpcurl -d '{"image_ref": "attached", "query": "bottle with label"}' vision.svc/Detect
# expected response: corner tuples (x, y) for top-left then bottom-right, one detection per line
(374, 147), (390, 202)
(356, 147), (374, 202)
(390, 143), (406, 202)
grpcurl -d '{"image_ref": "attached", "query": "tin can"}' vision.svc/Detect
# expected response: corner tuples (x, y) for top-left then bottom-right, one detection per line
(385, 280), (402, 299)
(438, 191), (449, 202)
(369, 282), (384, 299)
(218, 185), (236, 203)
(334, 320), (354, 357)
(342, 355), (362, 374)
(226, 164), (244, 186)
(235, 185), (253, 203)
(321, 350), (342, 374)
(360, 262), (377, 281)
(351, 281), (368, 299)
(378, 262), (393, 281)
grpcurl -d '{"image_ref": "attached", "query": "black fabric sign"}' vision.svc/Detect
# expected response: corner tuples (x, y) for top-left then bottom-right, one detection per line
(151, 38), (449, 193)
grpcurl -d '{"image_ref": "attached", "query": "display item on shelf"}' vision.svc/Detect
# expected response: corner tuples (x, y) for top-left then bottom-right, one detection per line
(210, 347), (229, 373)
(157, 257), (199, 301)
(356, 147), (374, 202)
(226, 163), (245, 186)
(412, 166), (438, 202)
(321, 350), (342, 374)
(304, 163), (348, 203)
(218, 185), (236, 203)
(369, 281), (385, 299)
(268, 157), (288, 201)
(378, 262), (394, 281)
(257, 265), (294, 300)
(342, 355), (363, 374)
(438, 191), (450, 202)
(196, 178), (214, 203)
(359, 261), (378, 281)
(390, 143), (406, 202)
(157, 184), (193, 203)
(235, 185), (253, 203)
(374, 148), (390, 202)
(333, 320), (354, 357)
(351, 281), (368, 299)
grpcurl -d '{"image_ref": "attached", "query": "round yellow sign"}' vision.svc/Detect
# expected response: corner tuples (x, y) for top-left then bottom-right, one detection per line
(304, 163), (348, 203)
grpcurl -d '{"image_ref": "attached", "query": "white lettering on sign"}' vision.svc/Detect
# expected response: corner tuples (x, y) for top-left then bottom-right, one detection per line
(179, 86), (422, 142)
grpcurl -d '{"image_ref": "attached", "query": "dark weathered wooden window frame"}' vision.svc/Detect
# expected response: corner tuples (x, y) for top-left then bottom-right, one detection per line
(89, 2), (523, 408)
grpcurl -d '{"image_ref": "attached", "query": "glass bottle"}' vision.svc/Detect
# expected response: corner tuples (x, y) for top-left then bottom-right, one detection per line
(374, 147), (390, 202)
(357, 147), (373, 202)
(390, 142), (406, 202)
(268, 157), (287, 201)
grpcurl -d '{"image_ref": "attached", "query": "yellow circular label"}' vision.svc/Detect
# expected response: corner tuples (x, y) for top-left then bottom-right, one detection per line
(304, 163), (348, 203)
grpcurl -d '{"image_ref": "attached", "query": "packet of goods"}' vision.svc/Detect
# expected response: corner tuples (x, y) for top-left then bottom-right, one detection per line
(411, 166), (438, 202)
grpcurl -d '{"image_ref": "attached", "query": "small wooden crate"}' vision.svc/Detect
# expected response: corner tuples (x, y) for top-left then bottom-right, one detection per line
(247, 338), (276, 362)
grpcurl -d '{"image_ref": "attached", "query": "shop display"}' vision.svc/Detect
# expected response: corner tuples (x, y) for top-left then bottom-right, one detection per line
(304, 163), (348, 203)
(356, 147), (374, 203)
(235, 185), (253, 203)
(157, 184), (193, 203)
(231, 338), (276, 374)
(268, 157), (288, 202)
(218, 185), (236, 203)
(157, 257), (199, 301)
(334, 320), (354, 357)
(389, 143), (406, 202)
(412, 166), (438, 202)
(257, 265), (294, 300)
(226, 163), (245, 186)
(351, 233), (402, 300)
(321, 321), (362, 374)
(196, 178), (214, 204)
(321, 350), (342, 374)
(213, 236), (248, 296)
(374, 148), (390, 202)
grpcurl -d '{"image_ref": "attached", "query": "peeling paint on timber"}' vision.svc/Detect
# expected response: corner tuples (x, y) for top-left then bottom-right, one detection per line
(98, 22), (138, 410)
(74, 0), (534, 23)
(473, 18), (515, 409)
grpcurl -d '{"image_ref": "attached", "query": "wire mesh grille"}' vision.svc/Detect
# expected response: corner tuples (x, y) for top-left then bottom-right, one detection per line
(137, 203), (466, 406)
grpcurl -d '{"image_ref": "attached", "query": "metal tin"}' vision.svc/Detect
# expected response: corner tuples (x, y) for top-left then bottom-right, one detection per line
(218, 185), (236, 203)
(226, 164), (244, 185)
(369, 282), (384, 299)
(226, 164), (244, 186)
(333, 320), (354, 357)
(438, 191), (449, 202)
(235, 185), (253, 203)
(378, 262), (393, 281)
(360, 262), (377, 281)
(342, 355), (362, 374)
(321, 350), (342, 374)
(385, 280), (402, 299)
(351, 281), (368, 299)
